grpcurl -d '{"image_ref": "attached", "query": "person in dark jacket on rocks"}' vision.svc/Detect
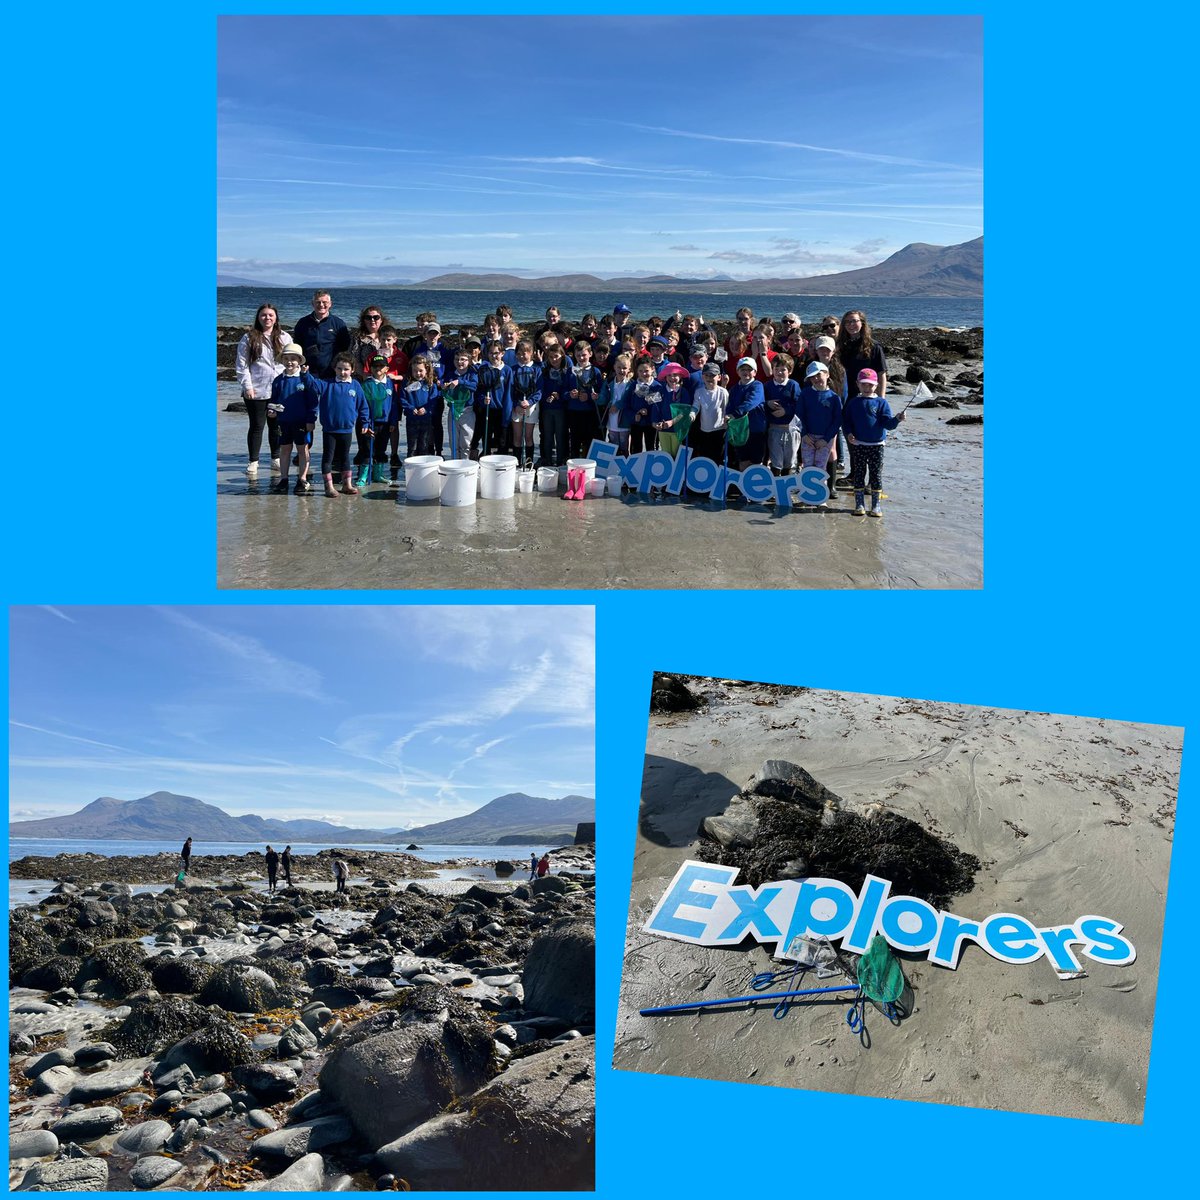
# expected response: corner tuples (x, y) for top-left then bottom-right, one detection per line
(281, 846), (293, 887)
(529, 852), (538, 881)
(265, 845), (279, 892)
(180, 837), (192, 874)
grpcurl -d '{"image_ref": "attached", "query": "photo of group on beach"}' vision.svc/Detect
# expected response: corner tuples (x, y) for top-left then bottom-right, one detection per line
(216, 13), (983, 591)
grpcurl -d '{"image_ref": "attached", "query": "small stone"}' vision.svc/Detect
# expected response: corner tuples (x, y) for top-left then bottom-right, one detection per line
(9, 1128), (60, 1159)
(51, 1106), (125, 1143)
(19, 1157), (109, 1191)
(130, 1155), (184, 1189)
(178, 1091), (233, 1121)
(113, 1119), (173, 1156)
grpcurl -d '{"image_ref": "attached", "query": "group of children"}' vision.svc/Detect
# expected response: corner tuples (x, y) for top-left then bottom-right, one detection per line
(258, 303), (904, 516)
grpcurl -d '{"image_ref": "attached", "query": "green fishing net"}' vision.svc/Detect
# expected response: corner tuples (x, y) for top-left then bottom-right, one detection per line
(726, 414), (749, 447)
(446, 385), (474, 419)
(856, 935), (905, 1004)
(670, 404), (695, 442)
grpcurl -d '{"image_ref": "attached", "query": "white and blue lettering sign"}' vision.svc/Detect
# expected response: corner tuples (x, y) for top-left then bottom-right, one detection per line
(586, 439), (827, 509)
(644, 860), (1136, 973)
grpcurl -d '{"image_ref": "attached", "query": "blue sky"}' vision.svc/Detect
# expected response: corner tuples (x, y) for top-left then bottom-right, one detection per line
(218, 14), (982, 283)
(8, 606), (594, 829)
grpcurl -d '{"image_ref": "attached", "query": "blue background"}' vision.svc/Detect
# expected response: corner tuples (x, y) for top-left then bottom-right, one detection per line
(5, 0), (1194, 1194)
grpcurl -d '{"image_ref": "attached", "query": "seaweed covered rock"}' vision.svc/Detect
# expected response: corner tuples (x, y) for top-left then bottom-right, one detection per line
(20, 955), (82, 992)
(75, 941), (151, 997)
(9, 910), (56, 985)
(375, 1036), (595, 1190)
(698, 759), (980, 907)
(651, 673), (702, 713)
(319, 1016), (496, 1149)
(160, 1019), (255, 1073)
(104, 995), (218, 1057)
(522, 923), (595, 1027)
(150, 955), (215, 995)
(200, 961), (288, 1012)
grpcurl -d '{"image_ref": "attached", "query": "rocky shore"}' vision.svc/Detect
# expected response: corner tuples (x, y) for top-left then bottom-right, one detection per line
(9, 856), (595, 1191)
(216, 323), (984, 409)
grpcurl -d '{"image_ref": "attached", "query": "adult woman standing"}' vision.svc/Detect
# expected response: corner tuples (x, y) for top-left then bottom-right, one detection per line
(836, 310), (887, 401)
(349, 305), (387, 377)
(235, 303), (293, 475)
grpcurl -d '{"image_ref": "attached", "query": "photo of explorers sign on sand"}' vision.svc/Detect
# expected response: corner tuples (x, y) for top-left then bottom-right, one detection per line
(615, 675), (1181, 1123)
(216, 14), (982, 590)
(8, 606), (596, 1191)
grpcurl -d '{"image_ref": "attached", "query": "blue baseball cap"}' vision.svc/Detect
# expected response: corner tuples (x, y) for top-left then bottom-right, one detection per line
(614, 303), (631, 315)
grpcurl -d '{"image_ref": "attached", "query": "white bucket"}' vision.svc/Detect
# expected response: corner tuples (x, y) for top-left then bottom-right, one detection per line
(607, 475), (624, 497)
(516, 469), (535, 493)
(479, 454), (518, 500)
(439, 460), (479, 507)
(567, 458), (597, 489)
(404, 455), (444, 501)
(588, 479), (606, 497)
(537, 467), (559, 493)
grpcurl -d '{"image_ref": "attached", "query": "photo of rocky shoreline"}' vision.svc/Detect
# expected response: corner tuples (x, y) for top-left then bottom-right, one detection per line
(616, 676), (1180, 1122)
(9, 846), (595, 1191)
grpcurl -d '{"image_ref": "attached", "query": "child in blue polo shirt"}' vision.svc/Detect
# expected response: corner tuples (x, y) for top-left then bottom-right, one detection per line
(539, 343), (575, 467)
(469, 339), (511, 459)
(726, 356), (766, 471)
(318, 353), (371, 497)
(361, 353), (398, 485)
(400, 355), (440, 460)
(270, 344), (320, 494)
(843, 367), (903, 517)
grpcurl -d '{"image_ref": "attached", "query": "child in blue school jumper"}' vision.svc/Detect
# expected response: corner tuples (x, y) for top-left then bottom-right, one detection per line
(443, 348), (479, 460)
(318, 353), (371, 497)
(842, 367), (903, 517)
(539, 343), (575, 467)
(764, 353), (802, 475)
(599, 352), (635, 458)
(567, 338), (603, 459)
(469, 339), (512, 460)
(628, 356), (664, 455)
(796, 360), (843, 508)
(509, 340), (542, 469)
(269, 344), (321, 495)
(400, 355), (441, 461)
(361, 353), (399, 486)
(725, 356), (766, 471)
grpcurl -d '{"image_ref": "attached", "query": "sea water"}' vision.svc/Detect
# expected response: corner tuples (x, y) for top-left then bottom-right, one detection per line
(217, 286), (983, 331)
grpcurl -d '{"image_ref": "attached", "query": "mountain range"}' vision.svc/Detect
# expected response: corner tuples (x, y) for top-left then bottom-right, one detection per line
(215, 238), (981, 297)
(8, 790), (595, 846)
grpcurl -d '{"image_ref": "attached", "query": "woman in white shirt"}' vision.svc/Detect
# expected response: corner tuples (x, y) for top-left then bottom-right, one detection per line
(235, 303), (293, 476)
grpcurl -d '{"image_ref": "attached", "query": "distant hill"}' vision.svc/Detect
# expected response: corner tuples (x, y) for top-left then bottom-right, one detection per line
(402, 238), (982, 298)
(400, 793), (595, 844)
(9, 789), (596, 846)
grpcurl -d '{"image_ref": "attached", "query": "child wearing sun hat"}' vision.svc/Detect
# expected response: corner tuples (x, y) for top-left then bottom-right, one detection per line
(842, 368), (903, 517)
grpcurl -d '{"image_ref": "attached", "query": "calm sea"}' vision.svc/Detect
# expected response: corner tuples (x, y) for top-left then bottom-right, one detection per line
(8, 837), (554, 863)
(217, 287), (982, 331)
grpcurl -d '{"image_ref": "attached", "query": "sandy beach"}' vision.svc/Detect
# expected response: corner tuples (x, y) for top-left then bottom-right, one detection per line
(614, 677), (1180, 1123)
(216, 326), (982, 590)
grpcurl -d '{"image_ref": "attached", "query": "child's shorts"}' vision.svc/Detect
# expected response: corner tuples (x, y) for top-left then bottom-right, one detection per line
(512, 402), (539, 425)
(278, 421), (312, 447)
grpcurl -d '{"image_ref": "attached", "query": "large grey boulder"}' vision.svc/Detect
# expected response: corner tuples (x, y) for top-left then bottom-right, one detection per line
(232, 1062), (299, 1104)
(375, 1035), (594, 1190)
(129, 1156), (183, 1189)
(32, 1066), (76, 1096)
(522, 923), (594, 1026)
(319, 1019), (493, 1149)
(200, 962), (284, 1012)
(50, 1105), (125, 1143)
(9, 1129), (59, 1160)
(252, 1115), (353, 1160)
(243, 1152), (326, 1191)
(18, 1157), (109, 1191)
(113, 1119), (173, 1156)
(67, 1065), (147, 1104)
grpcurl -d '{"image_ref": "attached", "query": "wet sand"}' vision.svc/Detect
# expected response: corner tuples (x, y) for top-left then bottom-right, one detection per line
(614, 678), (1180, 1123)
(216, 405), (981, 590)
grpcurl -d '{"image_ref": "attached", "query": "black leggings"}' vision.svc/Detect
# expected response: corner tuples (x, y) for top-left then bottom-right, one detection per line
(321, 430), (354, 477)
(567, 410), (598, 459)
(245, 397), (280, 460)
(849, 443), (884, 492)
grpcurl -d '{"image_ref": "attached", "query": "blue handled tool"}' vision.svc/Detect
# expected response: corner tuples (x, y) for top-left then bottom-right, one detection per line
(640, 983), (858, 1017)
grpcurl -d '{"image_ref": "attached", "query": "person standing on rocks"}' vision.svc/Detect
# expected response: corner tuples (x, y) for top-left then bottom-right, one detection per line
(265, 845), (279, 892)
(281, 845), (293, 887)
(333, 858), (349, 893)
(537, 853), (550, 878)
(529, 852), (538, 881)
(180, 837), (192, 875)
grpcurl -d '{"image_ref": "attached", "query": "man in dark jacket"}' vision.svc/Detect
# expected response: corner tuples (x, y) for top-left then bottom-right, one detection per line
(265, 845), (279, 892)
(292, 291), (350, 380)
(281, 846), (293, 887)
